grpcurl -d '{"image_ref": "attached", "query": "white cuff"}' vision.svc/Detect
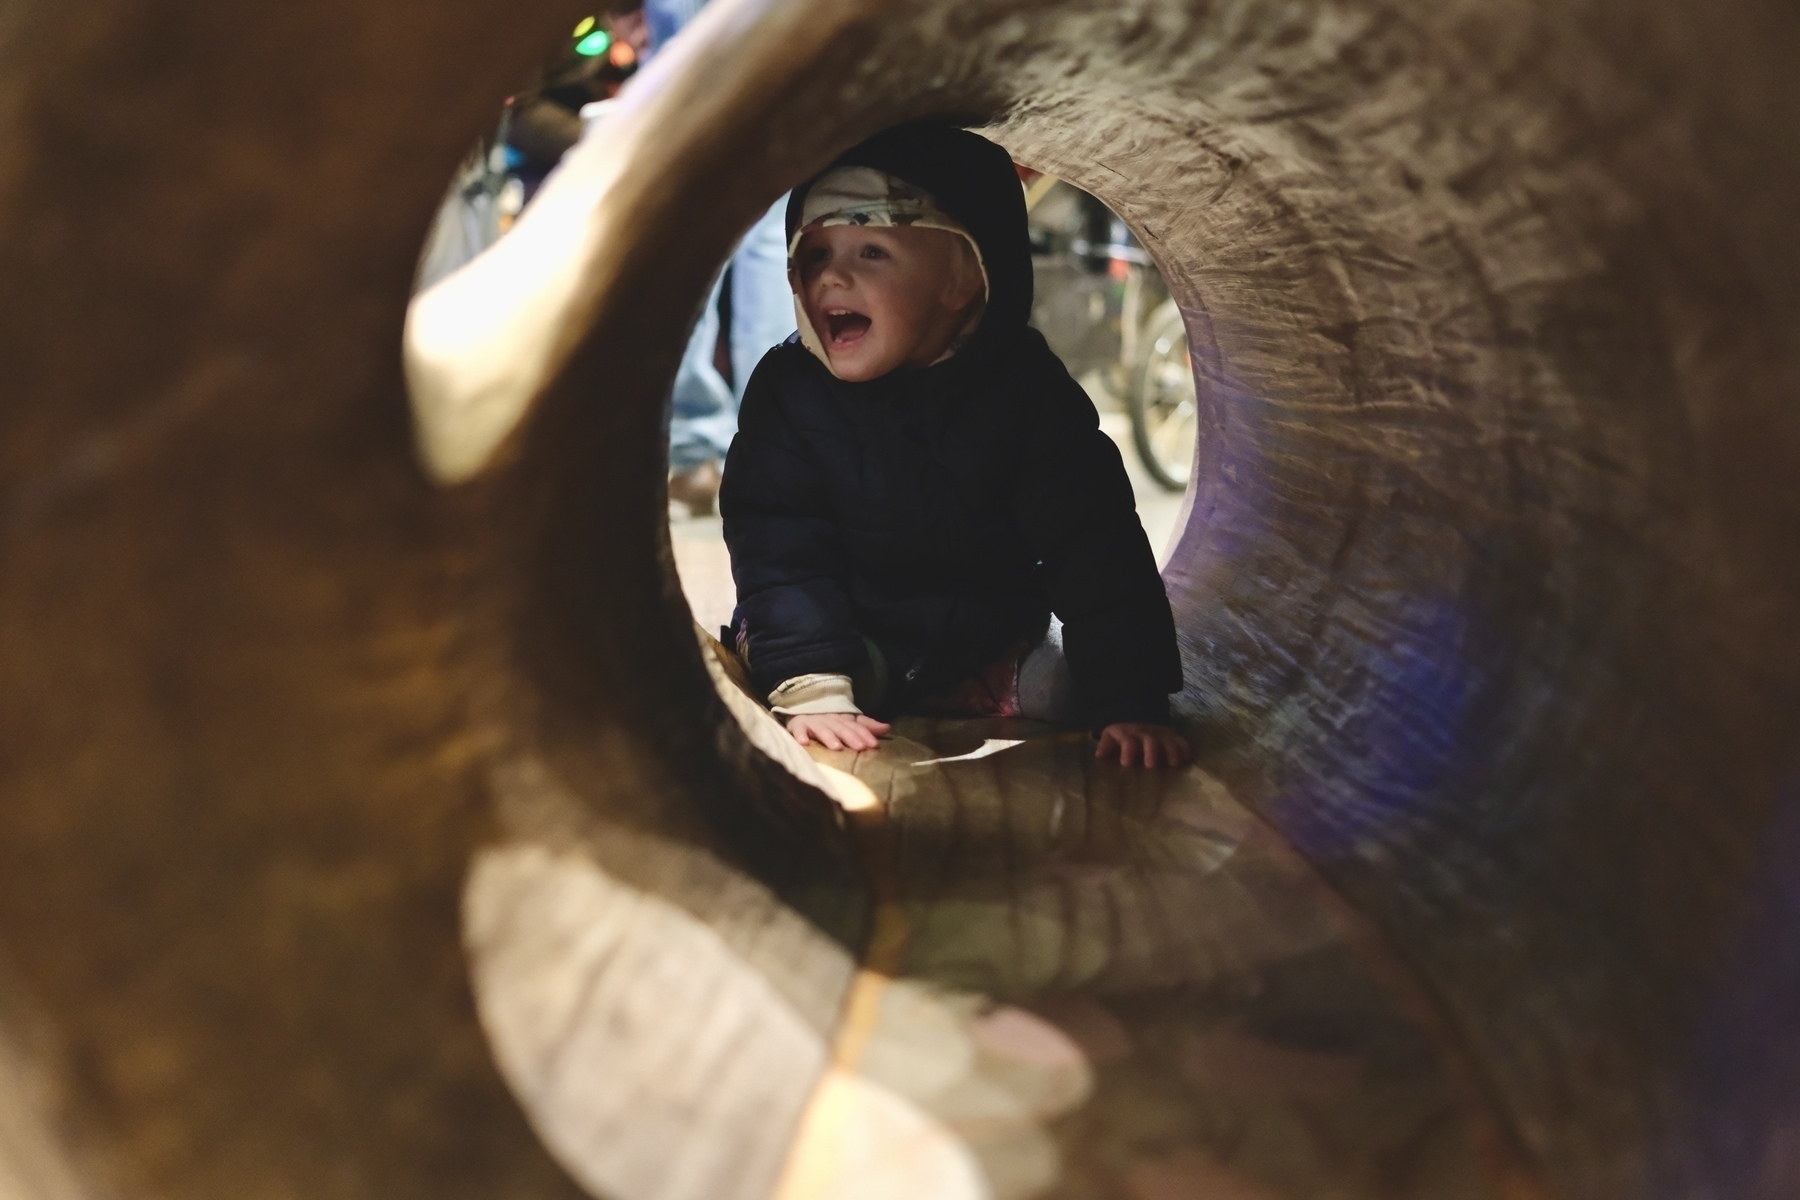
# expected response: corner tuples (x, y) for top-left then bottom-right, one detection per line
(769, 673), (861, 716)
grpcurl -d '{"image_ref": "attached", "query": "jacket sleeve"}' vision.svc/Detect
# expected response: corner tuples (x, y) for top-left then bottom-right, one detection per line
(1010, 338), (1183, 728)
(720, 356), (866, 695)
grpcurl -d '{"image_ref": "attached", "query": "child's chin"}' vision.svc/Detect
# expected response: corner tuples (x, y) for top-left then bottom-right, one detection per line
(828, 351), (892, 382)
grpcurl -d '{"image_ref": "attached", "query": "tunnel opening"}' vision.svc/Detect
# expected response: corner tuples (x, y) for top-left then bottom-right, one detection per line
(401, 13), (1540, 1200)
(408, 100), (1205, 637)
(4, 2), (1796, 1200)
(406, 1), (1800, 1180)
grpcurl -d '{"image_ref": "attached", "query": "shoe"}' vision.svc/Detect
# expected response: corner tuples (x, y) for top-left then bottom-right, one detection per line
(668, 459), (722, 518)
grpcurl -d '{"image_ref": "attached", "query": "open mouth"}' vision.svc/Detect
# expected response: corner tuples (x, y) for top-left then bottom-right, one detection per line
(825, 308), (872, 345)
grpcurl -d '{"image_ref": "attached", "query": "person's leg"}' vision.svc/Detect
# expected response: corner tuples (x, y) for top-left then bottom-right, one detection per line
(670, 200), (793, 511)
(643, 0), (707, 55)
(668, 271), (736, 480)
(728, 195), (797, 401)
(1018, 618), (1081, 724)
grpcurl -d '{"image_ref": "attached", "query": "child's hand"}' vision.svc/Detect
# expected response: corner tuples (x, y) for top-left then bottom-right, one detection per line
(1095, 723), (1191, 769)
(786, 712), (892, 751)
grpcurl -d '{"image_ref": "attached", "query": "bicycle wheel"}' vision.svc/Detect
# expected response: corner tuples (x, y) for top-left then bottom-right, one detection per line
(1127, 298), (1197, 491)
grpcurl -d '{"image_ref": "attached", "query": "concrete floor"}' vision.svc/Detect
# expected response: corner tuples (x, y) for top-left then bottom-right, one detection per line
(672, 382), (1189, 637)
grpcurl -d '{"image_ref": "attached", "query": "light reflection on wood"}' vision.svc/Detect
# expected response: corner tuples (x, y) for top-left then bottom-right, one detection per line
(775, 718), (1516, 1200)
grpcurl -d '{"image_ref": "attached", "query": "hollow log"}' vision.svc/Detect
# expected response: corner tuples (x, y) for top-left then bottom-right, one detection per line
(1, 0), (1797, 1198)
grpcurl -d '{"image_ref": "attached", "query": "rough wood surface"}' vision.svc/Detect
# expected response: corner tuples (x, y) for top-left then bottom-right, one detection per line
(1, 0), (1797, 1197)
(781, 720), (1523, 1200)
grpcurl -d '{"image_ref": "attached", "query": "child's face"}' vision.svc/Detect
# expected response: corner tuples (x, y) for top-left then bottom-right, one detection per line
(793, 223), (984, 382)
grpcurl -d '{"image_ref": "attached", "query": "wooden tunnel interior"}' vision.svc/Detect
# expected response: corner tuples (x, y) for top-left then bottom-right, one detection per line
(2, 0), (1798, 1198)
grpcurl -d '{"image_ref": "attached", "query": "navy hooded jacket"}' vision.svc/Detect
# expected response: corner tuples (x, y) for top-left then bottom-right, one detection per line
(720, 122), (1183, 727)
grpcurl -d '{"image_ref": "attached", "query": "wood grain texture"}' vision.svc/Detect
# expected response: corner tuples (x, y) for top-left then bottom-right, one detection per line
(1, 0), (1796, 1196)
(782, 721), (1517, 1200)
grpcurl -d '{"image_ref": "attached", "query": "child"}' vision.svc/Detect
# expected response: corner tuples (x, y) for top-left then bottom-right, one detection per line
(720, 122), (1189, 769)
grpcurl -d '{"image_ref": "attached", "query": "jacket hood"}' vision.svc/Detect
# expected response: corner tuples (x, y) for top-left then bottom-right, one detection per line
(785, 122), (1034, 339)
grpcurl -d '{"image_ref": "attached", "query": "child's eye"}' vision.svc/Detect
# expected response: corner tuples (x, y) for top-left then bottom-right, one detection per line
(860, 244), (888, 260)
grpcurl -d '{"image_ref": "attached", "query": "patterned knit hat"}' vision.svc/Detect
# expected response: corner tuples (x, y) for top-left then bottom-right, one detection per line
(786, 166), (989, 370)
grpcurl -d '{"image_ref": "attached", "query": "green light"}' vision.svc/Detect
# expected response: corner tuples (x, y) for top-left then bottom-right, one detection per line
(573, 15), (596, 37)
(574, 29), (611, 56)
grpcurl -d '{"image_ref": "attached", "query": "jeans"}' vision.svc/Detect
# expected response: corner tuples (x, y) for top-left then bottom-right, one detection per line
(668, 197), (794, 472)
(645, 0), (708, 53)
